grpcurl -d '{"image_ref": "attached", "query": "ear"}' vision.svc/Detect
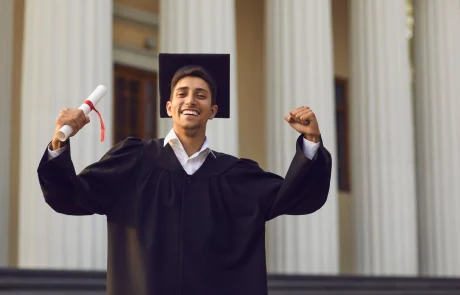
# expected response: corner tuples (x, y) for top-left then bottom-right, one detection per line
(166, 100), (173, 117)
(209, 105), (218, 120)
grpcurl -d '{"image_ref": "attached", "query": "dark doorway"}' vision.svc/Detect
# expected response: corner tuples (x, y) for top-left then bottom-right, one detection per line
(113, 64), (157, 144)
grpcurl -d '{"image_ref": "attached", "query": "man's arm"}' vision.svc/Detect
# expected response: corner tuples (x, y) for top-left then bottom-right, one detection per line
(225, 106), (331, 221)
(264, 135), (331, 219)
(262, 106), (330, 218)
(38, 137), (144, 215)
(38, 108), (144, 216)
(47, 143), (67, 159)
(302, 137), (320, 160)
(226, 134), (331, 221)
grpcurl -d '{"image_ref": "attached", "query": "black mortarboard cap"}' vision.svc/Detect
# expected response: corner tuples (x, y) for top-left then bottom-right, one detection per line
(158, 53), (230, 118)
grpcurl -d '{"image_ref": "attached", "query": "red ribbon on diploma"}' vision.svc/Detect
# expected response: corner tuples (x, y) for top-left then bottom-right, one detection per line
(84, 100), (105, 142)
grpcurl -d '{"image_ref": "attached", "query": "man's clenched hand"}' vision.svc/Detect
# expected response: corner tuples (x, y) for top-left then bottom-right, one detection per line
(285, 106), (321, 143)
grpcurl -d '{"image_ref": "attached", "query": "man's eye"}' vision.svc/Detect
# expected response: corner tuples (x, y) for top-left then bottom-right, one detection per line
(177, 92), (185, 97)
(197, 94), (206, 99)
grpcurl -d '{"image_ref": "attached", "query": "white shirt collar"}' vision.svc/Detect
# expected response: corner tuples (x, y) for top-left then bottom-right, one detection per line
(163, 129), (216, 158)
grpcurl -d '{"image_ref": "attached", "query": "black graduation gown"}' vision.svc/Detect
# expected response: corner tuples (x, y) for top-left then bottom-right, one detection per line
(37, 135), (332, 295)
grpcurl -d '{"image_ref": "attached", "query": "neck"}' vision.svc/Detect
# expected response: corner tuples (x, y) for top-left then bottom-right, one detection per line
(173, 125), (207, 157)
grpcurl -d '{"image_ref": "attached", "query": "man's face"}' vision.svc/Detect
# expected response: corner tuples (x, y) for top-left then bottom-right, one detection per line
(166, 76), (218, 132)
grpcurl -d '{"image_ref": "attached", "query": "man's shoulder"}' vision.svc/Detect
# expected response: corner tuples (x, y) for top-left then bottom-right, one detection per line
(109, 136), (163, 154)
(211, 151), (262, 175)
(142, 137), (165, 147)
(113, 136), (145, 146)
(214, 152), (259, 165)
(138, 137), (167, 156)
(116, 136), (164, 146)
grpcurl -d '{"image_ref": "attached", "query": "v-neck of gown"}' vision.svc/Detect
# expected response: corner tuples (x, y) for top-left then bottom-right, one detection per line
(157, 139), (216, 178)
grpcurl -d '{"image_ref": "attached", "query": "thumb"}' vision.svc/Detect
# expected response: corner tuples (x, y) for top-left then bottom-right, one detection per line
(284, 114), (295, 123)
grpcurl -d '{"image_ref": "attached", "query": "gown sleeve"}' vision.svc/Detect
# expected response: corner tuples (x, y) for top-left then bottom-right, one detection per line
(37, 137), (145, 216)
(226, 135), (332, 221)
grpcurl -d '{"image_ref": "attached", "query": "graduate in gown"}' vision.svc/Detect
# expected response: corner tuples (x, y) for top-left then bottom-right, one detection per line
(37, 53), (332, 295)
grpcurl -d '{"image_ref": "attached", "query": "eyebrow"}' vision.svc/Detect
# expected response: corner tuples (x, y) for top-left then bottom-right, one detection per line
(175, 86), (209, 93)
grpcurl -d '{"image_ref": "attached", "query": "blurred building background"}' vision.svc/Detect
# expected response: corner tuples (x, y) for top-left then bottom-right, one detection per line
(0, 0), (459, 281)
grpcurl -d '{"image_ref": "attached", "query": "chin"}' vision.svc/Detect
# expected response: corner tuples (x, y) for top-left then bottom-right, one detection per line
(180, 122), (201, 130)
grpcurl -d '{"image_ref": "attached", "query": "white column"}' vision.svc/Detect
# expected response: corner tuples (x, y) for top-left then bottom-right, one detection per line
(265, 0), (339, 274)
(350, 0), (418, 275)
(19, 0), (113, 269)
(158, 0), (238, 156)
(0, 0), (14, 267)
(414, 0), (460, 277)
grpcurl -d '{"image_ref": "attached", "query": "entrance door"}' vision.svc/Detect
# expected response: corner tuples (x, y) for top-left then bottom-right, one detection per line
(113, 64), (157, 144)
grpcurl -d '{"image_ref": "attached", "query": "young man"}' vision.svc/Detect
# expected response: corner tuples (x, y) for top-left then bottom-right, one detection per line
(37, 53), (332, 295)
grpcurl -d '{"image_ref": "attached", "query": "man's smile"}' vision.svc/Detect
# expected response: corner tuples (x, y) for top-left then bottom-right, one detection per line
(181, 109), (200, 116)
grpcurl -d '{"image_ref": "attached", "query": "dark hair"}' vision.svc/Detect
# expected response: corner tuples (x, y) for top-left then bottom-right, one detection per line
(170, 65), (217, 105)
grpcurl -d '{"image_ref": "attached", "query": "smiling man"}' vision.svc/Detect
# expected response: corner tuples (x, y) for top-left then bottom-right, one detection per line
(37, 53), (332, 295)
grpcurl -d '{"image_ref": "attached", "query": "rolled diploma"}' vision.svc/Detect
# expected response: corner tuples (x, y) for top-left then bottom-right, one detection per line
(57, 85), (107, 142)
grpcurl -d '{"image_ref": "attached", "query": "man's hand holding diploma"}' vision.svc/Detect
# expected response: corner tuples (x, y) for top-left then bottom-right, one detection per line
(50, 85), (107, 150)
(51, 109), (90, 150)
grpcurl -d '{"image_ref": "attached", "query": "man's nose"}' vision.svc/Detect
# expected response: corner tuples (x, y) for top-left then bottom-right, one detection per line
(185, 94), (196, 105)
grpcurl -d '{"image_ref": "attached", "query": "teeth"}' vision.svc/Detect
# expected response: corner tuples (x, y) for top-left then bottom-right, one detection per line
(183, 110), (199, 115)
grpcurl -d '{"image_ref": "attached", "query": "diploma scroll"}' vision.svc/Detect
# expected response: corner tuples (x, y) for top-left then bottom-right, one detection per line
(57, 85), (107, 142)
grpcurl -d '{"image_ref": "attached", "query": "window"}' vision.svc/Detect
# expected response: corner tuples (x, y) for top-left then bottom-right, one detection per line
(335, 77), (350, 191)
(113, 64), (157, 144)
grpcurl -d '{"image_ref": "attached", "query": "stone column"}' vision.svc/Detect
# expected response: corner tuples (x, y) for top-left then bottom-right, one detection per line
(265, 0), (339, 274)
(413, 0), (460, 276)
(158, 0), (239, 156)
(350, 0), (418, 275)
(0, 0), (13, 267)
(18, 0), (113, 269)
